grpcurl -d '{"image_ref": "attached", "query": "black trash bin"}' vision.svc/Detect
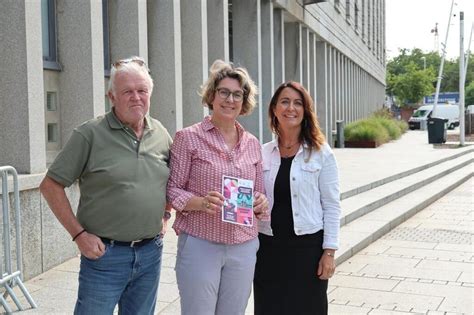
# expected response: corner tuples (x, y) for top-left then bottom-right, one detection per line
(427, 117), (447, 144)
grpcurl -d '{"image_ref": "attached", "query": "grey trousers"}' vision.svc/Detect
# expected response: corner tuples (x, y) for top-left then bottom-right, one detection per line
(175, 233), (259, 315)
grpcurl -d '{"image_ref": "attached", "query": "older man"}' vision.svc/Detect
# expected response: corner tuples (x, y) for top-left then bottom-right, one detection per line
(40, 56), (172, 315)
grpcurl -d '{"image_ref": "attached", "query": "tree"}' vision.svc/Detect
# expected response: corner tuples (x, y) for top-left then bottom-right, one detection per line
(466, 80), (474, 106)
(391, 62), (435, 105)
(386, 49), (474, 106)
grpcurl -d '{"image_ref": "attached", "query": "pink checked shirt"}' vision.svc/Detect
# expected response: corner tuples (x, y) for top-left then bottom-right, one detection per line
(167, 116), (264, 244)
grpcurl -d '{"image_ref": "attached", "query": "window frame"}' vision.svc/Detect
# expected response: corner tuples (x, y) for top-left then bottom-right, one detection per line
(42, 0), (61, 70)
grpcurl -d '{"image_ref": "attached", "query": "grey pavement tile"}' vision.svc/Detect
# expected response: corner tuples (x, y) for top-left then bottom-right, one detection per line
(416, 259), (473, 273)
(329, 304), (372, 314)
(156, 283), (180, 304)
(434, 243), (473, 252)
(458, 270), (473, 283)
(342, 253), (420, 268)
(384, 247), (471, 262)
(329, 287), (443, 312)
(25, 269), (78, 291)
(369, 310), (424, 314)
(331, 274), (399, 291)
(156, 299), (180, 315)
(393, 279), (474, 314)
(160, 266), (177, 284)
(359, 263), (461, 282)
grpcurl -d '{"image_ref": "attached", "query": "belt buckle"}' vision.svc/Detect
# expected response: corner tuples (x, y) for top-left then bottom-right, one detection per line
(130, 239), (142, 247)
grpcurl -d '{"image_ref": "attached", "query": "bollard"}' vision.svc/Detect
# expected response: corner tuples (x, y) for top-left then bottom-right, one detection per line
(336, 120), (345, 148)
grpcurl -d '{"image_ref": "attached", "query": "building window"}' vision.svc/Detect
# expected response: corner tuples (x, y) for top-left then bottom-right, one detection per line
(346, 0), (351, 21)
(103, 0), (111, 75)
(45, 91), (61, 157)
(46, 92), (57, 111)
(354, 3), (359, 31)
(41, 0), (60, 70)
(47, 124), (59, 143)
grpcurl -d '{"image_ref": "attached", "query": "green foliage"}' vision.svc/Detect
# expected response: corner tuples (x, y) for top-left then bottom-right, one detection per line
(372, 108), (394, 119)
(466, 81), (474, 106)
(344, 119), (389, 143)
(391, 62), (435, 105)
(344, 115), (408, 144)
(386, 49), (474, 107)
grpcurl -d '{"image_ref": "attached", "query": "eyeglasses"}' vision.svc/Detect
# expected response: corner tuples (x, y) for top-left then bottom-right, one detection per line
(112, 57), (150, 72)
(216, 88), (244, 102)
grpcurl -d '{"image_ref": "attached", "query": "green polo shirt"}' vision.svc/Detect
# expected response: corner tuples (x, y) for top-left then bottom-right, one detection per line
(47, 110), (172, 241)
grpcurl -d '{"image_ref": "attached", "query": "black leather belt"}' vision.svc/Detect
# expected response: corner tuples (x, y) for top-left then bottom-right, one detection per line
(100, 237), (155, 248)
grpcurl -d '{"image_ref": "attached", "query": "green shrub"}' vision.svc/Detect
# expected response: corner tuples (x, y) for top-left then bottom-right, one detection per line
(344, 119), (390, 143)
(373, 117), (402, 140)
(344, 114), (408, 144)
(372, 108), (393, 119)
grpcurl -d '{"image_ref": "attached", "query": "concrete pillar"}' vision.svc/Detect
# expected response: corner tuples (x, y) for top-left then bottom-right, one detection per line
(316, 41), (329, 142)
(330, 47), (336, 136)
(343, 56), (347, 122)
(147, 0), (182, 135)
(336, 51), (341, 122)
(232, 0), (262, 140)
(316, 41), (328, 139)
(261, 0), (274, 142)
(309, 33), (317, 107)
(0, 1), (45, 173)
(284, 22), (302, 83)
(181, 0), (208, 127)
(207, 0), (229, 63)
(301, 27), (310, 90)
(273, 8), (285, 87)
(109, 0), (148, 62)
(57, 0), (105, 143)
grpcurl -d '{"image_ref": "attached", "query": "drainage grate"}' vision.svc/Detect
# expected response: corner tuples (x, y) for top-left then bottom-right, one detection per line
(383, 227), (472, 244)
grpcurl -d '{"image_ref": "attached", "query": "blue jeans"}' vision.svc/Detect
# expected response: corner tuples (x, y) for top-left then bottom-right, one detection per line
(74, 236), (163, 315)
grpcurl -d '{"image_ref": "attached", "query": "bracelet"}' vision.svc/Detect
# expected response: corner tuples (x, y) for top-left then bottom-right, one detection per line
(72, 229), (86, 241)
(326, 252), (335, 257)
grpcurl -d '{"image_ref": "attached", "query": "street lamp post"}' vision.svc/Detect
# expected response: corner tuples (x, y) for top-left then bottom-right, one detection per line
(421, 56), (426, 70)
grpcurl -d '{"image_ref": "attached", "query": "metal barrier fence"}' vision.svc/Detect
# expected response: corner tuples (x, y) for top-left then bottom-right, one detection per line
(0, 166), (37, 313)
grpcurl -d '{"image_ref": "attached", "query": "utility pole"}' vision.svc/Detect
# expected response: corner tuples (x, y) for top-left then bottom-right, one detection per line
(459, 12), (465, 146)
(432, 0), (455, 118)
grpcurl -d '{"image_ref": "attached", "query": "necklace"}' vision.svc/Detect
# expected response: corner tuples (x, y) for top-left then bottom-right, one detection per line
(279, 141), (299, 150)
(279, 142), (300, 158)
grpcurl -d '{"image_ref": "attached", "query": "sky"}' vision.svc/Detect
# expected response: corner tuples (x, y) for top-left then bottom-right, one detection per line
(386, 0), (474, 60)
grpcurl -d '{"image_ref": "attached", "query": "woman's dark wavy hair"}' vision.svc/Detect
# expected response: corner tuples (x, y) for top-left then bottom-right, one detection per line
(268, 81), (326, 152)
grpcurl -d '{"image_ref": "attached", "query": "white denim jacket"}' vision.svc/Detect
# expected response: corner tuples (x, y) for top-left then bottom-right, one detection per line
(258, 139), (341, 249)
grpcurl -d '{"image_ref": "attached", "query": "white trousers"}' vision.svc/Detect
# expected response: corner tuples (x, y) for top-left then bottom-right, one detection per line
(175, 234), (259, 315)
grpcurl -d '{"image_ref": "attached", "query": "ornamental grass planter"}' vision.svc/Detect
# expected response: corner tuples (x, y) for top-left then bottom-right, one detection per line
(344, 140), (381, 148)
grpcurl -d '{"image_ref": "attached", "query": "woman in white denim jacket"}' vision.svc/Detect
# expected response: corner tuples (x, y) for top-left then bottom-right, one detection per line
(253, 81), (341, 315)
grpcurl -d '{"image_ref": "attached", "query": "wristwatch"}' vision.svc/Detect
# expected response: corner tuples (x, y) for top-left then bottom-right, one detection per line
(163, 211), (172, 220)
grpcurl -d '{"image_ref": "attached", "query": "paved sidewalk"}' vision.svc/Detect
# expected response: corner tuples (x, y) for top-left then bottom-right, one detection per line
(6, 130), (473, 314)
(328, 177), (473, 314)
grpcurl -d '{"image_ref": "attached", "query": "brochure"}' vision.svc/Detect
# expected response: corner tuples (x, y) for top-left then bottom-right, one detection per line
(221, 175), (254, 226)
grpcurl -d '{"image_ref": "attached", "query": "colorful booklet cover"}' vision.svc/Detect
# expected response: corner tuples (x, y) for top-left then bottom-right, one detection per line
(222, 175), (254, 226)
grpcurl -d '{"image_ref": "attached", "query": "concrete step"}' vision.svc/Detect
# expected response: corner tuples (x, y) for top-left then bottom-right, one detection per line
(340, 148), (474, 200)
(335, 163), (473, 265)
(340, 152), (473, 227)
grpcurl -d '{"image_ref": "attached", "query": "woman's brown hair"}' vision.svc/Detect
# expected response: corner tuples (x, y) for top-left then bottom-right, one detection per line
(268, 81), (326, 152)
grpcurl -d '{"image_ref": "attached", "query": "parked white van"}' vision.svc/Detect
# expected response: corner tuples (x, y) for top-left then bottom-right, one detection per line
(408, 104), (460, 130)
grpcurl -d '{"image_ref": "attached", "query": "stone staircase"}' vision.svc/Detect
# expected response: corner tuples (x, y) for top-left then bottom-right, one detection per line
(336, 148), (474, 265)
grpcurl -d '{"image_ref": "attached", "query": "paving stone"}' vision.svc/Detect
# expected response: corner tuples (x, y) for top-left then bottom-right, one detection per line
(329, 287), (443, 312)
(331, 274), (399, 291)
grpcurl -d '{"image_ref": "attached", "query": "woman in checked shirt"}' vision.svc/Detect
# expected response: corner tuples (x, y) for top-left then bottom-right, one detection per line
(167, 60), (269, 315)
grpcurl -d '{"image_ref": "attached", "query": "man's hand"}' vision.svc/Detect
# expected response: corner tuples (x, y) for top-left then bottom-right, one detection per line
(75, 232), (106, 260)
